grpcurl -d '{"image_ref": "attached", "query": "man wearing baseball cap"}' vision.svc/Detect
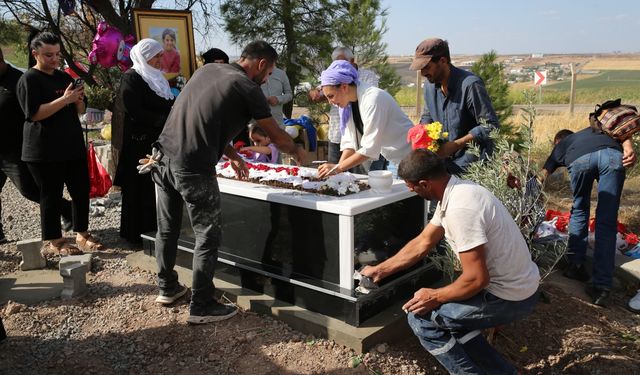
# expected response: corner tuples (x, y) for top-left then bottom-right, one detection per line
(411, 38), (499, 175)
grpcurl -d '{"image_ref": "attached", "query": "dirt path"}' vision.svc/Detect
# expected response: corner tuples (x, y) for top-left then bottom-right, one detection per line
(1, 244), (639, 374)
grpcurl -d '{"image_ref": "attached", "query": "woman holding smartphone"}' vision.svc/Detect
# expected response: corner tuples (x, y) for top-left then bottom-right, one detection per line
(17, 31), (103, 254)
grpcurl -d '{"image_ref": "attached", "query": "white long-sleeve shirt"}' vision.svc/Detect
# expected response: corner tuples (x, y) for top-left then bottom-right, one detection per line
(340, 83), (413, 165)
(261, 67), (292, 128)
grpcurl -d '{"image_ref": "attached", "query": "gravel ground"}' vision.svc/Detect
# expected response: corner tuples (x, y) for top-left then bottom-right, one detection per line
(1, 180), (639, 374)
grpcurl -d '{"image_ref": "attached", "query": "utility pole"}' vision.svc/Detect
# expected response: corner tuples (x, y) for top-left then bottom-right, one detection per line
(569, 63), (577, 114)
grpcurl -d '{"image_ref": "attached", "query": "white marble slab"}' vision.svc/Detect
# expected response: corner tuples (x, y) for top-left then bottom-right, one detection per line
(217, 176), (416, 216)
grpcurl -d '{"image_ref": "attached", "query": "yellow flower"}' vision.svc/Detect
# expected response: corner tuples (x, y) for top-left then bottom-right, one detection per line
(424, 122), (439, 140)
(412, 121), (446, 152)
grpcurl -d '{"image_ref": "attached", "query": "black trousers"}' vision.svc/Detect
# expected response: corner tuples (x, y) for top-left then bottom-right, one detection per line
(153, 158), (221, 308)
(0, 156), (73, 235)
(27, 159), (89, 240)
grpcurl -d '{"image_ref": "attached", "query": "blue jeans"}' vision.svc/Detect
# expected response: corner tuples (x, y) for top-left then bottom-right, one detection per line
(408, 290), (538, 375)
(152, 158), (221, 308)
(567, 148), (625, 290)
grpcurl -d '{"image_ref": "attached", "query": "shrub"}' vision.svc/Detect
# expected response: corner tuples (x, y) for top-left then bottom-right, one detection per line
(429, 93), (566, 282)
(85, 85), (115, 110)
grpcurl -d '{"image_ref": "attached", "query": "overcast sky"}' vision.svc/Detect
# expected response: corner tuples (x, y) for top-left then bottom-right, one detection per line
(195, 0), (640, 56)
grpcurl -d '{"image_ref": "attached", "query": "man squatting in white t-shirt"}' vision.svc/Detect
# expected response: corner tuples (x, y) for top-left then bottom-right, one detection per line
(362, 149), (540, 375)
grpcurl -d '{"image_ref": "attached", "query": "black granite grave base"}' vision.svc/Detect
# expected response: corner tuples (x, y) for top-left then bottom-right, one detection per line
(142, 234), (442, 326)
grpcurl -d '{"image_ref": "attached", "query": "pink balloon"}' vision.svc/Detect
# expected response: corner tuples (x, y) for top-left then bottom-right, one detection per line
(88, 22), (134, 71)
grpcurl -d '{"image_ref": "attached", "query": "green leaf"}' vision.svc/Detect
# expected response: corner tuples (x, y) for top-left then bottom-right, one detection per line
(621, 333), (638, 342)
(351, 355), (363, 368)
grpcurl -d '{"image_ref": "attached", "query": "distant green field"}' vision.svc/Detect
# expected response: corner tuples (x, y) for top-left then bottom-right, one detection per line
(394, 86), (419, 106)
(510, 70), (640, 105)
(548, 70), (640, 90)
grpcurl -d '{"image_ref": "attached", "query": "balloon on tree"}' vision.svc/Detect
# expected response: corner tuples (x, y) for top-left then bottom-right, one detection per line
(88, 22), (135, 71)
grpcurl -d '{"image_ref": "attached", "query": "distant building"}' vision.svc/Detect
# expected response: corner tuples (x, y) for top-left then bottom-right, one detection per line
(531, 53), (544, 58)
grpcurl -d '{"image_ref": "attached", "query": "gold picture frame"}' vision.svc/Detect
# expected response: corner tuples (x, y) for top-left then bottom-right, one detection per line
(132, 8), (196, 81)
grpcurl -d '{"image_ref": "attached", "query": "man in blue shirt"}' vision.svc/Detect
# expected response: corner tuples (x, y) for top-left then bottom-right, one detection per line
(541, 128), (635, 306)
(410, 38), (499, 175)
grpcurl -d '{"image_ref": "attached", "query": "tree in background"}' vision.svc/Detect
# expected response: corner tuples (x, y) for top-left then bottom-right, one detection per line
(0, 18), (28, 66)
(333, 0), (401, 96)
(220, 0), (335, 118)
(1, 0), (219, 165)
(1, 0), (218, 95)
(471, 50), (516, 139)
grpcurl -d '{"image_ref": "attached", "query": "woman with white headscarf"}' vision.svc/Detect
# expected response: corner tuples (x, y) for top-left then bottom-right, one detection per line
(114, 38), (174, 244)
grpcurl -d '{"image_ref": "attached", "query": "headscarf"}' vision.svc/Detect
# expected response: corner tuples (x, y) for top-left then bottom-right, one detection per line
(130, 38), (174, 100)
(320, 60), (359, 136)
(202, 48), (229, 64)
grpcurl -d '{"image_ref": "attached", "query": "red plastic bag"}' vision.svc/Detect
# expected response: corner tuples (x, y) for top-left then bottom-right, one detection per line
(545, 210), (570, 232)
(87, 142), (112, 198)
(588, 217), (628, 234)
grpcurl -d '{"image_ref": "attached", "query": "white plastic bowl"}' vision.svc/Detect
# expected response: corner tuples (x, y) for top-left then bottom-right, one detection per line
(368, 170), (393, 193)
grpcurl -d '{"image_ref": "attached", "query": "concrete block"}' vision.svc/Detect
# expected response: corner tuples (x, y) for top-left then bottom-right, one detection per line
(60, 263), (88, 299)
(620, 258), (640, 281)
(58, 254), (92, 273)
(94, 144), (115, 178)
(126, 251), (418, 353)
(585, 248), (640, 288)
(17, 239), (46, 271)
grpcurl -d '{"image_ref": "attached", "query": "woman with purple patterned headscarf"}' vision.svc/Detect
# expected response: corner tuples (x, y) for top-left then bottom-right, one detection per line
(317, 60), (413, 178)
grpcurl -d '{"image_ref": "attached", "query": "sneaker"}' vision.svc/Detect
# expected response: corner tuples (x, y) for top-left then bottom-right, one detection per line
(155, 283), (188, 305)
(562, 263), (590, 282)
(585, 284), (610, 307)
(187, 302), (238, 324)
(628, 290), (640, 313)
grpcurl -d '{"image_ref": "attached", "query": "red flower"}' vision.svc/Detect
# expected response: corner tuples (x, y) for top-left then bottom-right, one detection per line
(407, 125), (434, 150)
(625, 232), (639, 246)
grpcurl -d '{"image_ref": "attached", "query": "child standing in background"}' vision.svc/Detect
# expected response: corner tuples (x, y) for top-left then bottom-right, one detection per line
(241, 124), (280, 164)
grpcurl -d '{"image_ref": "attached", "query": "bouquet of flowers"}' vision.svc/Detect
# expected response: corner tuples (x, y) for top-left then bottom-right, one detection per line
(406, 121), (448, 152)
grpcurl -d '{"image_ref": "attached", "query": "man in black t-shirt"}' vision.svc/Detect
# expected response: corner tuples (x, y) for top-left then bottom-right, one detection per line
(0, 48), (72, 243)
(542, 128), (636, 306)
(152, 41), (305, 324)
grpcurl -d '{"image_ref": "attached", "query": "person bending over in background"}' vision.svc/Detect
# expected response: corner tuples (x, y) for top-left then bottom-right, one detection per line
(541, 128), (636, 306)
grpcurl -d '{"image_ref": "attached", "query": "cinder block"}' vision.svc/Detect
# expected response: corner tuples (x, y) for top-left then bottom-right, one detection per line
(58, 254), (92, 273)
(17, 239), (46, 271)
(60, 263), (88, 299)
(94, 144), (115, 178)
